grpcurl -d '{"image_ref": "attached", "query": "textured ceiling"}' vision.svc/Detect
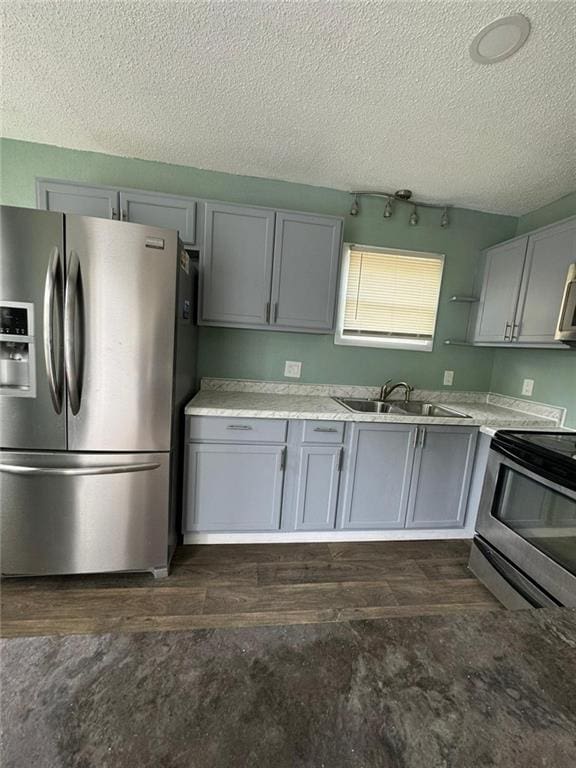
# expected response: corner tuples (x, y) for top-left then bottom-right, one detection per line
(2, 1), (575, 215)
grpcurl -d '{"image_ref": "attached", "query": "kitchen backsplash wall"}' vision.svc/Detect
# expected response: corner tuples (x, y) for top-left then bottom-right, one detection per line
(0, 138), (516, 393)
(488, 193), (576, 428)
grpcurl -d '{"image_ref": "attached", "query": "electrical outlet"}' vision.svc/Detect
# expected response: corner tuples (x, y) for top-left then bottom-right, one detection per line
(521, 378), (534, 397)
(443, 370), (454, 386)
(284, 360), (302, 378)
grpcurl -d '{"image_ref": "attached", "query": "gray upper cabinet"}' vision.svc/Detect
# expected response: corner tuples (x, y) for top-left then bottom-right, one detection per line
(294, 445), (342, 530)
(200, 202), (343, 333)
(36, 179), (197, 243)
(472, 216), (576, 347)
(119, 191), (196, 244)
(339, 423), (416, 529)
(184, 443), (285, 532)
(200, 203), (275, 327)
(37, 180), (118, 219)
(514, 218), (576, 344)
(406, 426), (477, 529)
(473, 238), (527, 342)
(270, 212), (342, 331)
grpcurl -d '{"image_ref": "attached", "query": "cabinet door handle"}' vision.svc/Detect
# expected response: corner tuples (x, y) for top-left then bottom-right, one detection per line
(265, 302), (271, 323)
(313, 427), (338, 433)
(338, 447), (344, 472)
(280, 447), (287, 471)
(512, 323), (520, 340)
(412, 428), (419, 448)
(273, 302), (279, 322)
(226, 425), (253, 431)
(419, 427), (426, 449)
(504, 322), (512, 340)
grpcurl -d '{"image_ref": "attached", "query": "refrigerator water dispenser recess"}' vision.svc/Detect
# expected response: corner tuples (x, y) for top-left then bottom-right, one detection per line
(0, 302), (36, 398)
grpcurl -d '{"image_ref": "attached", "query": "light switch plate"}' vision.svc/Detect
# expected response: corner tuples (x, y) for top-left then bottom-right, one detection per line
(443, 370), (454, 386)
(284, 360), (302, 378)
(522, 378), (534, 396)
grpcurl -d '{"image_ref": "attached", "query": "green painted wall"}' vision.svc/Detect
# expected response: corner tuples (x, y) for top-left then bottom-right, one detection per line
(515, 191), (576, 235)
(489, 192), (576, 427)
(1, 138), (518, 393)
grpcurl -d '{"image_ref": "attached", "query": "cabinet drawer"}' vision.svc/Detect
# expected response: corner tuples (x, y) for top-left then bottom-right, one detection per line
(301, 421), (345, 444)
(188, 416), (287, 443)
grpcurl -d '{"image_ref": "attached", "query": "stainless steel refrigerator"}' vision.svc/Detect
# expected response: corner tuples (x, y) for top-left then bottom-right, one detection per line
(0, 205), (197, 577)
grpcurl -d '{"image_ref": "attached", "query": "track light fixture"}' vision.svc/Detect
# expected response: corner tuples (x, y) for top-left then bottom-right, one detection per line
(348, 189), (452, 228)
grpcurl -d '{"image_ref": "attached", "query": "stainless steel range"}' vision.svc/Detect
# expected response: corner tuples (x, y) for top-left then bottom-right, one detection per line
(1, 206), (197, 578)
(470, 430), (576, 608)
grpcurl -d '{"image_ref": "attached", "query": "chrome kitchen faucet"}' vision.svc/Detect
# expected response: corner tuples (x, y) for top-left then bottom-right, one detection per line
(379, 380), (414, 403)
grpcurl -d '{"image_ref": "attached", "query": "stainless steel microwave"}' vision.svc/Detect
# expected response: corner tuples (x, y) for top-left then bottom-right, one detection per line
(555, 263), (576, 346)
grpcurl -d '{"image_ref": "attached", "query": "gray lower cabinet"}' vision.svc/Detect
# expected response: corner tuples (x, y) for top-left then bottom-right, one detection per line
(37, 180), (118, 219)
(405, 426), (477, 528)
(184, 417), (477, 534)
(270, 212), (342, 331)
(200, 203), (275, 326)
(184, 442), (285, 531)
(339, 424), (417, 529)
(119, 191), (197, 244)
(294, 445), (343, 530)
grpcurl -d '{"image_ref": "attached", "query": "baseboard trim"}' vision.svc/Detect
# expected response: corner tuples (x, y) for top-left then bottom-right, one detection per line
(183, 528), (473, 545)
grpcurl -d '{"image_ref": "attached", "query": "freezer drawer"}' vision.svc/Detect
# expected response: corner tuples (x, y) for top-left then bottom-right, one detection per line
(0, 451), (170, 576)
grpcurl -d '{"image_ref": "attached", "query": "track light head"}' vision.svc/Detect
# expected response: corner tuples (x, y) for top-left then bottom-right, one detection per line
(409, 206), (419, 226)
(440, 207), (449, 228)
(350, 195), (360, 216)
(383, 197), (393, 218)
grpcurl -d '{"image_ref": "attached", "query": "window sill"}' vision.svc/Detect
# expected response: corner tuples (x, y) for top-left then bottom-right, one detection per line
(334, 334), (434, 352)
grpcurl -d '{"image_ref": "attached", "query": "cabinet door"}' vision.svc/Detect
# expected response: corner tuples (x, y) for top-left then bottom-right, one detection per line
(339, 424), (416, 529)
(406, 426), (477, 529)
(200, 203), (275, 326)
(294, 446), (342, 530)
(270, 212), (342, 332)
(473, 238), (527, 342)
(184, 444), (285, 531)
(514, 219), (576, 344)
(119, 191), (196, 244)
(37, 180), (118, 219)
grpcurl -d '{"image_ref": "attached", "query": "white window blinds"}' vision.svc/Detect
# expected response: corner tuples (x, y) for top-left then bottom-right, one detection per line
(342, 248), (443, 340)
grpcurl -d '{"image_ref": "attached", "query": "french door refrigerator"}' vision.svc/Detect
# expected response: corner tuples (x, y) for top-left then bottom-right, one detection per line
(1, 205), (196, 577)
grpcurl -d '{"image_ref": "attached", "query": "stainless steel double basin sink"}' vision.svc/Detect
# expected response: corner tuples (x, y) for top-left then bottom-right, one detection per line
(333, 398), (471, 419)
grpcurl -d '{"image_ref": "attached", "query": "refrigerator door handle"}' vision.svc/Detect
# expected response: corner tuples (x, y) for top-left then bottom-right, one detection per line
(43, 245), (63, 414)
(0, 461), (160, 477)
(64, 250), (81, 415)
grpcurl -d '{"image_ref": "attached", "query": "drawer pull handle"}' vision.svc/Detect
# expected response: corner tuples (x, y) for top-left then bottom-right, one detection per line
(226, 425), (253, 431)
(313, 427), (338, 433)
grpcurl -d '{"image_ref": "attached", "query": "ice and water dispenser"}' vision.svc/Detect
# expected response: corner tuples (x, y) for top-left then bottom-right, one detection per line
(0, 303), (36, 397)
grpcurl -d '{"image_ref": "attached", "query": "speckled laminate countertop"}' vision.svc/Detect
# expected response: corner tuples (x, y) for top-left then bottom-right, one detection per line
(185, 389), (559, 429)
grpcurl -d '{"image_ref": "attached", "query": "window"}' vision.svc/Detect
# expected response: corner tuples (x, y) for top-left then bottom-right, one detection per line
(335, 244), (444, 351)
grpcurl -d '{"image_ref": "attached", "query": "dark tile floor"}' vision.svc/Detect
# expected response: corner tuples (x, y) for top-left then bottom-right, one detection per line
(2, 609), (576, 767)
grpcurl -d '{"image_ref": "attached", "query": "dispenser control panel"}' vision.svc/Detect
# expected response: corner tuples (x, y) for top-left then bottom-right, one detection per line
(0, 301), (36, 398)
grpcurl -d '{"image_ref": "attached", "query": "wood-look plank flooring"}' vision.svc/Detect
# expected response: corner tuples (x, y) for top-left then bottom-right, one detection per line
(0, 540), (502, 638)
